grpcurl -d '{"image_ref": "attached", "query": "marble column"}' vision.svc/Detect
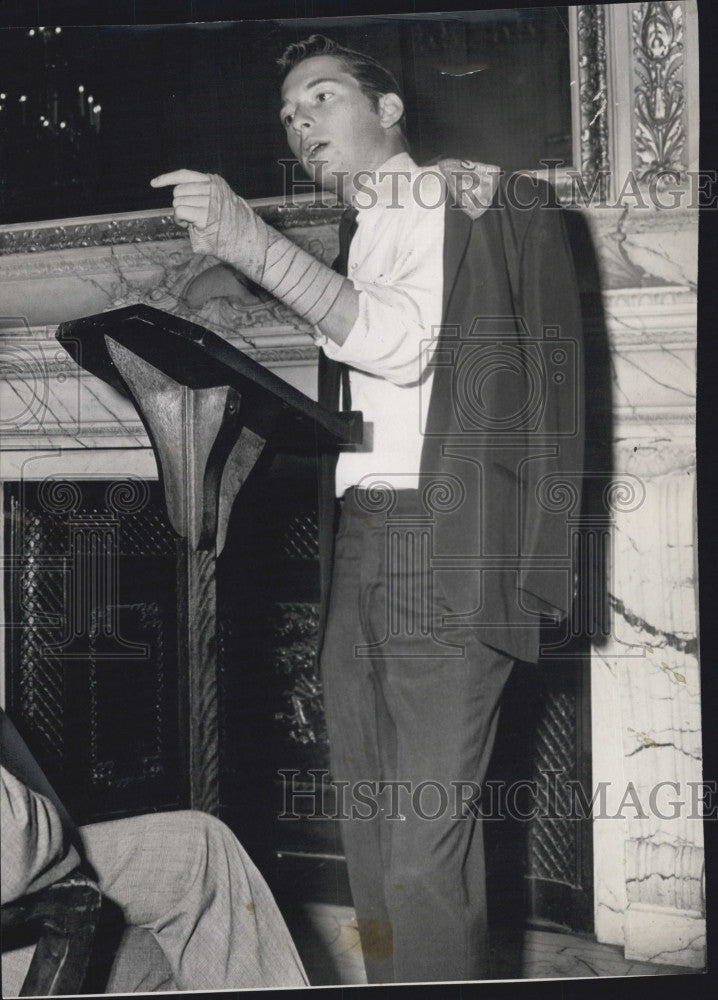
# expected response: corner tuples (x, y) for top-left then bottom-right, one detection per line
(587, 0), (703, 968)
(589, 287), (703, 968)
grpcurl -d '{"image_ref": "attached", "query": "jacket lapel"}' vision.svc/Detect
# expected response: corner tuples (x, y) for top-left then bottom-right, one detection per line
(441, 201), (474, 322)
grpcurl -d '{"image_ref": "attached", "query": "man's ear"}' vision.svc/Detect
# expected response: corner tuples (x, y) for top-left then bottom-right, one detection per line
(377, 92), (404, 130)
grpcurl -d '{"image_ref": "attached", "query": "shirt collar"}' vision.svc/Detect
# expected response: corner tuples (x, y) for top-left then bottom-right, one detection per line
(351, 151), (423, 211)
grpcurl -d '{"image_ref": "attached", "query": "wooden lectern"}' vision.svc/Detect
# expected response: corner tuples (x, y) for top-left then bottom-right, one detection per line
(56, 304), (361, 815)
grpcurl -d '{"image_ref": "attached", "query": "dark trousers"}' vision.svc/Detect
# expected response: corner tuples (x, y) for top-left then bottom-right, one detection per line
(320, 488), (514, 984)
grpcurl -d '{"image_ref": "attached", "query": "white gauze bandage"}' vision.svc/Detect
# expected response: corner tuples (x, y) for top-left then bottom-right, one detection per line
(189, 174), (346, 328)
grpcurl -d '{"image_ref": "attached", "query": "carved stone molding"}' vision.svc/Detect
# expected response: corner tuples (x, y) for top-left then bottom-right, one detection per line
(0, 242), (183, 281)
(601, 285), (696, 340)
(251, 346), (318, 366)
(0, 213), (183, 257)
(0, 202), (344, 256)
(632, 2), (687, 182)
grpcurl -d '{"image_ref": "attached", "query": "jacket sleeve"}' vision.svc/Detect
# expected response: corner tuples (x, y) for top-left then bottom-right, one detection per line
(510, 181), (584, 615)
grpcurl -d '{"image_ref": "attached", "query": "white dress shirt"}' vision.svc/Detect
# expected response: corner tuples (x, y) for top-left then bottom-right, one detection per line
(320, 152), (446, 497)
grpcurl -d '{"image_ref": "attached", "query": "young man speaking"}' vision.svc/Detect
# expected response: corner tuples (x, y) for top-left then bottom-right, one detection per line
(152, 34), (583, 986)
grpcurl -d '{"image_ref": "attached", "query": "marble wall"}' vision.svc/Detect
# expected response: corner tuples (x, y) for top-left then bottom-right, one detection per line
(0, 207), (338, 479)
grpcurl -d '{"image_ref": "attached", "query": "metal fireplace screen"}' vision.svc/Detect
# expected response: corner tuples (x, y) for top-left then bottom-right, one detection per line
(5, 480), (182, 822)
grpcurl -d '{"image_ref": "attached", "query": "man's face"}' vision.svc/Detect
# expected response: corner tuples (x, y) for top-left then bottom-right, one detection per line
(280, 54), (389, 196)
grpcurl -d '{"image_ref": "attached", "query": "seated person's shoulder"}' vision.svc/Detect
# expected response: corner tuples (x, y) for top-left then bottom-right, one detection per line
(1, 766), (81, 903)
(1, 711), (82, 904)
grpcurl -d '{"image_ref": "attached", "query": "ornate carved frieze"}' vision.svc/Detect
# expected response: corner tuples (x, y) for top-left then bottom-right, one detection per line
(632, 2), (687, 182)
(0, 214), (182, 256)
(576, 5), (611, 200)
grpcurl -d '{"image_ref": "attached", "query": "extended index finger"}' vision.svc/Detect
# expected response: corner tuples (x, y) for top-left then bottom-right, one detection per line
(151, 169), (210, 188)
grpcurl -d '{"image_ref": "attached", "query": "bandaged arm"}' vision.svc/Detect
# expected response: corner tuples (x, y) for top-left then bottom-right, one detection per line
(188, 175), (358, 347)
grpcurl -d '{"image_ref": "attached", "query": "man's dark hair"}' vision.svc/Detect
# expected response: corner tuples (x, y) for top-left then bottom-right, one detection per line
(278, 34), (406, 135)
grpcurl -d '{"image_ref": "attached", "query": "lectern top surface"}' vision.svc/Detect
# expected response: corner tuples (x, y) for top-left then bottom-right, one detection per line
(57, 303), (362, 446)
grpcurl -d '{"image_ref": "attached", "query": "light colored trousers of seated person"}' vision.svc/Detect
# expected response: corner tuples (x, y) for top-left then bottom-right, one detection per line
(2, 810), (308, 994)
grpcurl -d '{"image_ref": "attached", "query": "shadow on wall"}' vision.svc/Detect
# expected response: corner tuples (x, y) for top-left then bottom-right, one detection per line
(485, 207), (612, 971)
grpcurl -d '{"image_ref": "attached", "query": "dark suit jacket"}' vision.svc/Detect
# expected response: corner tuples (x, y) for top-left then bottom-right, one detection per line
(318, 171), (584, 664)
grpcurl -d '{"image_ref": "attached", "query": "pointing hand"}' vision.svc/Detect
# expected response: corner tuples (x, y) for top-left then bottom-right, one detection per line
(150, 169), (212, 230)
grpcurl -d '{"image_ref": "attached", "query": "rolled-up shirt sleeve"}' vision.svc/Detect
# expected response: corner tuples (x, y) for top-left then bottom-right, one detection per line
(321, 169), (445, 386)
(1, 765), (80, 904)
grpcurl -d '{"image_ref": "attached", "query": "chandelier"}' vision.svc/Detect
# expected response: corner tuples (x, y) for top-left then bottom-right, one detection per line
(0, 27), (101, 141)
(0, 25), (103, 220)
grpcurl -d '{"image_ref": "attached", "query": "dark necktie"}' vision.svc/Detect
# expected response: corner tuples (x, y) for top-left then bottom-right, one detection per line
(334, 205), (359, 277)
(332, 206), (359, 410)
(316, 206), (359, 644)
